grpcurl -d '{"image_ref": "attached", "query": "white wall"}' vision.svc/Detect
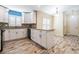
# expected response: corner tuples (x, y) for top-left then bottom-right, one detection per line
(54, 13), (64, 37)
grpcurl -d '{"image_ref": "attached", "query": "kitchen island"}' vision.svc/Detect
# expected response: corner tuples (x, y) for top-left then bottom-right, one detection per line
(31, 28), (63, 49)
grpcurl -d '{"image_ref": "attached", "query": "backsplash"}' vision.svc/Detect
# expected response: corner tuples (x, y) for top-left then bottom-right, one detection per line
(22, 23), (36, 28)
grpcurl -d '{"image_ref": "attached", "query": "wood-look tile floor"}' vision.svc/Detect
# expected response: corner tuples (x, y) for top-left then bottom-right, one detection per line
(52, 35), (79, 54)
(1, 39), (46, 54)
(1, 35), (79, 54)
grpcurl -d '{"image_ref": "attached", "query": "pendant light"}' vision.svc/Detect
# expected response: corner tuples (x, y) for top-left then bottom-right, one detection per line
(56, 7), (58, 14)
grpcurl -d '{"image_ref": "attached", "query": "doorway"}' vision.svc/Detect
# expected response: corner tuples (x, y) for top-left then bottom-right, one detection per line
(64, 14), (79, 36)
(69, 15), (78, 35)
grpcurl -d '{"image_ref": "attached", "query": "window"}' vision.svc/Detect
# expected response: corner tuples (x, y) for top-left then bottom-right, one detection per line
(42, 17), (50, 30)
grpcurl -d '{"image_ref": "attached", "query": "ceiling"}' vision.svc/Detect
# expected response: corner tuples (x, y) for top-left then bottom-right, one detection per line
(3, 5), (79, 15)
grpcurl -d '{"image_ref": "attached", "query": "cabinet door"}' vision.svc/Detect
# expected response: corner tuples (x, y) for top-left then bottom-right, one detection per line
(15, 29), (26, 39)
(9, 29), (16, 40)
(4, 10), (8, 23)
(16, 16), (22, 26)
(31, 29), (41, 44)
(24, 13), (31, 23)
(31, 29), (37, 41)
(31, 29), (34, 40)
(19, 29), (25, 38)
(32, 12), (36, 23)
(22, 29), (27, 38)
(0, 6), (5, 22)
(35, 30), (41, 44)
(15, 29), (21, 39)
(41, 31), (47, 48)
(4, 29), (10, 41)
(22, 13), (24, 23)
(9, 15), (16, 26)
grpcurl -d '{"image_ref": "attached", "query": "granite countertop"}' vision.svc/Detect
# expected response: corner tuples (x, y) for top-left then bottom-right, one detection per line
(0, 26), (27, 29)
(30, 28), (55, 31)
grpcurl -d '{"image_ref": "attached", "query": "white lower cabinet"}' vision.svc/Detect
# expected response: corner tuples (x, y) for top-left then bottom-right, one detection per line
(4, 28), (27, 41)
(31, 29), (35, 40)
(15, 29), (23, 39)
(31, 29), (47, 48)
(9, 29), (16, 40)
(22, 29), (27, 38)
(41, 31), (47, 48)
(16, 29), (27, 38)
(4, 29), (10, 41)
(35, 30), (41, 44)
(31, 29), (41, 44)
(31, 29), (55, 49)
(31, 29), (36, 42)
(15, 29), (20, 39)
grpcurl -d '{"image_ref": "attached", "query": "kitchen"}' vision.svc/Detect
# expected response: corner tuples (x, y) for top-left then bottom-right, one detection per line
(0, 5), (79, 54)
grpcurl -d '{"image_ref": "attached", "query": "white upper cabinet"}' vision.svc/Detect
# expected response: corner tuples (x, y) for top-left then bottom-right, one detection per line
(9, 15), (16, 26)
(16, 16), (22, 26)
(32, 12), (36, 23)
(4, 9), (9, 23)
(9, 15), (22, 26)
(21, 13), (24, 23)
(0, 6), (6, 22)
(23, 11), (36, 24)
(8, 10), (22, 26)
(24, 12), (31, 23)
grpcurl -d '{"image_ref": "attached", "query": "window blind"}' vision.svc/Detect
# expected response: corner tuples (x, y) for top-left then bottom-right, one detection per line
(8, 10), (22, 16)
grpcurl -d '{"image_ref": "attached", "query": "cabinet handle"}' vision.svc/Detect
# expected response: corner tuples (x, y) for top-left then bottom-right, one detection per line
(39, 34), (41, 38)
(16, 32), (18, 34)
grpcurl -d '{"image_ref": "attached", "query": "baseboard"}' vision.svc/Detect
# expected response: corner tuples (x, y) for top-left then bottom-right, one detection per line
(4, 37), (28, 42)
(54, 34), (64, 37)
(64, 33), (79, 37)
(77, 34), (79, 37)
(31, 40), (47, 50)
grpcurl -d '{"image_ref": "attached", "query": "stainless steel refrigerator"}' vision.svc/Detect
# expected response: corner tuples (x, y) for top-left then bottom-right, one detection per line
(0, 23), (8, 52)
(0, 30), (3, 52)
(0, 30), (1, 51)
(0, 30), (4, 52)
